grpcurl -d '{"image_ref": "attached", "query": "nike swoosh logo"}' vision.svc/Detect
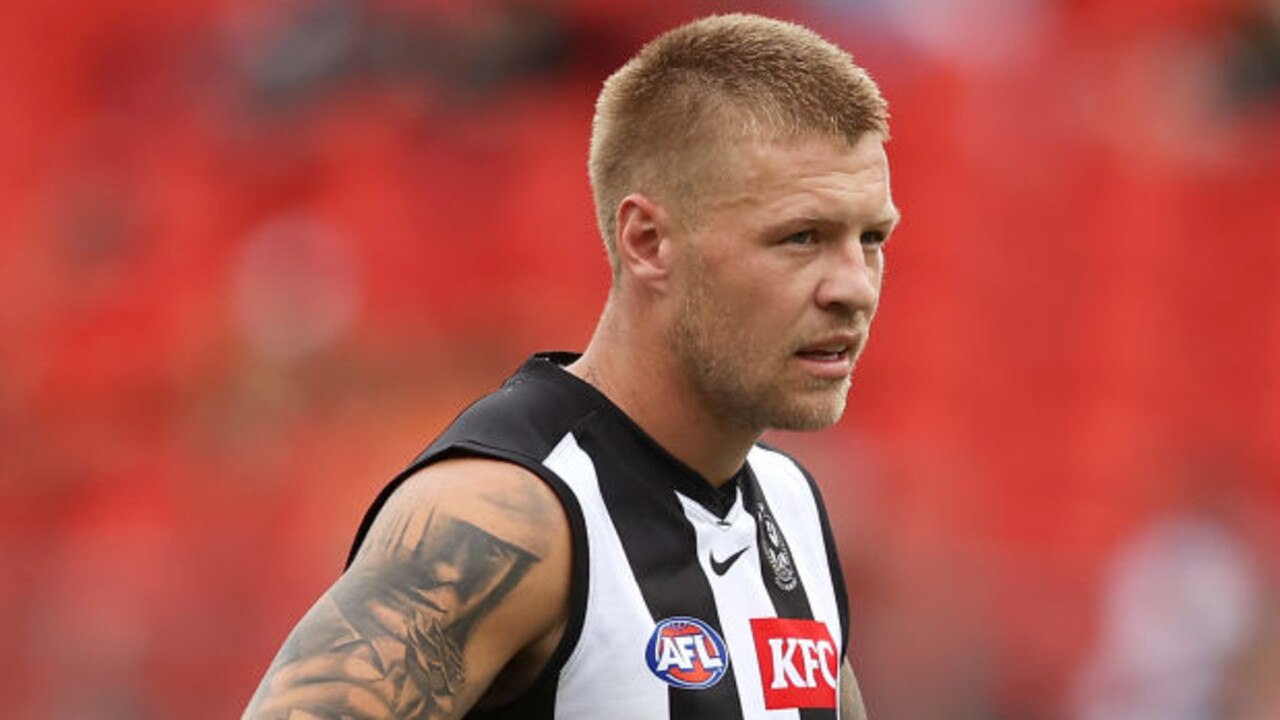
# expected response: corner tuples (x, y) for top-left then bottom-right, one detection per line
(710, 546), (750, 576)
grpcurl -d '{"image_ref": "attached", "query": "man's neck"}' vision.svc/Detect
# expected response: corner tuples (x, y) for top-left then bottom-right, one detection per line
(567, 314), (758, 487)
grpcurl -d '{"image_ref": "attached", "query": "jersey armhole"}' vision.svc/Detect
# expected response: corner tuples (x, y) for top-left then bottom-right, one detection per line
(344, 440), (590, 715)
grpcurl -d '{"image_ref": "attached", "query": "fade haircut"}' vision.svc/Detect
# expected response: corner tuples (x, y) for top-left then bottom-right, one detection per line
(589, 13), (889, 276)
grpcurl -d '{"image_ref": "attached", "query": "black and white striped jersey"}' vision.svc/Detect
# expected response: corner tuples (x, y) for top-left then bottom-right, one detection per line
(347, 352), (850, 720)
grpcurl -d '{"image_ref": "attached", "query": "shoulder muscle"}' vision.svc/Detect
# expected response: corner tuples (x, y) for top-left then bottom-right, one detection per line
(245, 458), (571, 719)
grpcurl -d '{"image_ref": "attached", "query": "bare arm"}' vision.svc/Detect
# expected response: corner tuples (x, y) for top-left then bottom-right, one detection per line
(244, 458), (571, 720)
(840, 657), (869, 720)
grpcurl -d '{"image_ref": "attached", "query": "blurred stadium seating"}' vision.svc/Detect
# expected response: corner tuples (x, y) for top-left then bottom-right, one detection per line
(1, 0), (1277, 717)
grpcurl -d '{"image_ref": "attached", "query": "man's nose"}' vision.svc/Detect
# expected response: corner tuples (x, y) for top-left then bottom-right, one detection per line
(814, 240), (880, 315)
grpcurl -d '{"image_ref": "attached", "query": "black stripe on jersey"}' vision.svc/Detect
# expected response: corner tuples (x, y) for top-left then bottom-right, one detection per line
(794, 463), (850, 660)
(576, 423), (747, 720)
(755, 442), (851, 660)
(741, 465), (834, 720)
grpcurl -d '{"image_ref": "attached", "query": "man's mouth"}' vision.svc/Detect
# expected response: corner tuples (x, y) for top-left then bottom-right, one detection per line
(795, 347), (849, 362)
(795, 334), (859, 360)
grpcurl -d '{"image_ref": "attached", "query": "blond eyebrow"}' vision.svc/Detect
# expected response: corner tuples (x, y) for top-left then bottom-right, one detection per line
(801, 200), (901, 227)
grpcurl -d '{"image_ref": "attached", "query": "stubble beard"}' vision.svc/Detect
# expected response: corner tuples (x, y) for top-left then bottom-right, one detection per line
(671, 269), (853, 435)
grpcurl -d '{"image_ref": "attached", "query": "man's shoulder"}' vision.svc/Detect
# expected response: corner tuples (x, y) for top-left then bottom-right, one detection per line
(249, 455), (574, 719)
(425, 353), (598, 464)
(364, 457), (571, 565)
(346, 354), (594, 570)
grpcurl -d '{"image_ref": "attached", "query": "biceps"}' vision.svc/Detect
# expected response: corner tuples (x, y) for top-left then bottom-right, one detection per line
(246, 586), (501, 719)
(246, 514), (542, 720)
(244, 593), (408, 719)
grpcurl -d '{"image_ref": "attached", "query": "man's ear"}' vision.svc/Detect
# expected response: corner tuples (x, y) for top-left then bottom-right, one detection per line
(614, 193), (676, 293)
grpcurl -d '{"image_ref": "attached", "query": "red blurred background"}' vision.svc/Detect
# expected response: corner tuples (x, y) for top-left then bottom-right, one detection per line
(3, 0), (1279, 718)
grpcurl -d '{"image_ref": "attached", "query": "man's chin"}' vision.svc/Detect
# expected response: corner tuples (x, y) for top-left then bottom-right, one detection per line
(773, 414), (843, 433)
(766, 393), (848, 432)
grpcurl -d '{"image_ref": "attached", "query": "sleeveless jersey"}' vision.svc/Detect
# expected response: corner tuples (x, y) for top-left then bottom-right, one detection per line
(347, 353), (850, 720)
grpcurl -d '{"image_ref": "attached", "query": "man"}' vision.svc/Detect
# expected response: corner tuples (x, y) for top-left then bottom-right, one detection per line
(245, 12), (897, 720)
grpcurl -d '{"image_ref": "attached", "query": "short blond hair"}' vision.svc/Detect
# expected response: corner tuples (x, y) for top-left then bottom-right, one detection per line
(588, 14), (889, 275)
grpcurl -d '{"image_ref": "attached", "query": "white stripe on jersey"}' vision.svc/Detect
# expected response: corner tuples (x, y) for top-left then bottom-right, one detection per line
(543, 432), (668, 720)
(676, 491), (801, 720)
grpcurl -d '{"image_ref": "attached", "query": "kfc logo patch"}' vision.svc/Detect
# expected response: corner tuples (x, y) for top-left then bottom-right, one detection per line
(750, 618), (839, 709)
(646, 616), (730, 689)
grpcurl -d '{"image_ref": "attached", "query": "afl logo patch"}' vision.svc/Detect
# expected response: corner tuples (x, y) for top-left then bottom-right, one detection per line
(645, 616), (730, 689)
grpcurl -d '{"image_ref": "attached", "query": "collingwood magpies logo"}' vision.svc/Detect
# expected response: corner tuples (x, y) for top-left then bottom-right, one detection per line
(757, 507), (797, 591)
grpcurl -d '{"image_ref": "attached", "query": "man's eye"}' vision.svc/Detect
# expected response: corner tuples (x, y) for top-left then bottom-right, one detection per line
(783, 230), (817, 245)
(860, 230), (887, 246)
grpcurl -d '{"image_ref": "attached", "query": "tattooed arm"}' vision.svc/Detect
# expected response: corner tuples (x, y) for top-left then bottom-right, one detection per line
(840, 657), (869, 720)
(244, 458), (572, 720)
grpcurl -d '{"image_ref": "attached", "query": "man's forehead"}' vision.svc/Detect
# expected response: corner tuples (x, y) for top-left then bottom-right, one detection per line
(707, 133), (890, 206)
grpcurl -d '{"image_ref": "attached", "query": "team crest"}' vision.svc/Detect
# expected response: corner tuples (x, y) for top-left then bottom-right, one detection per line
(645, 616), (730, 689)
(757, 509), (798, 591)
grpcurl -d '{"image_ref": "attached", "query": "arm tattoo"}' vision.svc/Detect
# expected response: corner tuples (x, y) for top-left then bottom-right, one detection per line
(245, 509), (540, 719)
